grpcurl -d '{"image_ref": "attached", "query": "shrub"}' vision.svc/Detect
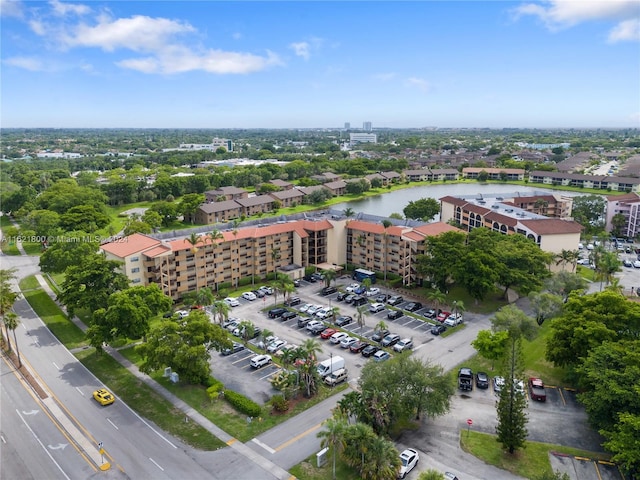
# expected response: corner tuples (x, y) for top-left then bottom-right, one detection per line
(238, 277), (252, 287)
(271, 394), (289, 413)
(223, 389), (262, 417)
(206, 378), (224, 401)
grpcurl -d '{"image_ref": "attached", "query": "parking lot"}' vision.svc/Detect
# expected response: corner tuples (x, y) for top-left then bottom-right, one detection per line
(549, 453), (623, 480)
(208, 276), (469, 404)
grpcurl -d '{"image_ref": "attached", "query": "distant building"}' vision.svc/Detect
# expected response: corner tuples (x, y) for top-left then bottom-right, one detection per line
(363, 121), (372, 132)
(344, 122), (351, 130)
(176, 137), (233, 152)
(350, 133), (377, 146)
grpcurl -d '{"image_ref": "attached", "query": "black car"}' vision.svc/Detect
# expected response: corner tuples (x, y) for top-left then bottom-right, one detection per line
(404, 302), (423, 312)
(221, 342), (245, 356)
(352, 295), (367, 306)
(284, 296), (301, 306)
(321, 285), (337, 296)
(371, 328), (390, 343)
(297, 316), (311, 328)
(309, 323), (326, 335)
(304, 275), (317, 283)
(349, 340), (370, 353)
(361, 344), (380, 357)
(387, 309), (403, 320)
(476, 371), (490, 389)
(344, 294), (356, 304)
(280, 311), (298, 321)
(423, 308), (437, 319)
(335, 315), (353, 327)
(293, 279), (301, 287)
(268, 307), (287, 318)
(375, 293), (389, 303)
(336, 292), (347, 301)
(252, 289), (265, 298)
(431, 324), (446, 335)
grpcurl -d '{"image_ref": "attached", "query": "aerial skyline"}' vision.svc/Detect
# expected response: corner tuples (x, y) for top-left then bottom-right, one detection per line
(1, 0), (639, 129)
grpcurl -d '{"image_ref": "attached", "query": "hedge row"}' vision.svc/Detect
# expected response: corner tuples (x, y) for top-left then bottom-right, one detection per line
(223, 389), (262, 417)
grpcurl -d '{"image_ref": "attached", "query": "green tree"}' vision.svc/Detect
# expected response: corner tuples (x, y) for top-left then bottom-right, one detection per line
(210, 300), (230, 324)
(359, 435), (400, 480)
(355, 305), (367, 331)
(179, 193), (204, 223)
(39, 231), (99, 273)
(58, 253), (129, 317)
(142, 210), (163, 230)
(298, 338), (321, 398)
(403, 197), (440, 221)
(416, 231), (467, 291)
(25, 209), (61, 238)
(602, 412), (640, 476)
(59, 204), (110, 232)
(148, 201), (178, 227)
(138, 310), (230, 384)
(2, 311), (21, 367)
(610, 213), (627, 237)
(317, 417), (348, 480)
(341, 422), (377, 474)
(322, 269), (337, 288)
(417, 470), (446, 480)
(571, 194), (607, 235)
(544, 271), (587, 301)
(471, 330), (509, 370)
(528, 292), (563, 325)
(495, 234), (552, 298)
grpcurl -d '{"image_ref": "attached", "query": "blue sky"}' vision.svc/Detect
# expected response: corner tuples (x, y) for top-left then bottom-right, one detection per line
(1, 0), (639, 129)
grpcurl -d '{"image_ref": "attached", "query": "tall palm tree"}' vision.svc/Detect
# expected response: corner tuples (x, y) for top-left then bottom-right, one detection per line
(426, 288), (446, 314)
(343, 207), (355, 218)
(211, 300), (230, 324)
(355, 305), (367, 332)
(323, 269), (337, 288)
(186, 232), (203, 290)
(450, 299), (466, 319)
(3, 311), (21, 367)
(195, 286), (215, 310)
(342, 421), (377, 474)
(317, 417), (348, 480)
(270, 247), (281, 280)
(359, 435), (400, 480)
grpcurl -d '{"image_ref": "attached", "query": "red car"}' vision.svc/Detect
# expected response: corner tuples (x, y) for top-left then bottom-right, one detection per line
(528, 377), (546, 402)
(320, 328), (337, 339)
(437, 311), (451, 322)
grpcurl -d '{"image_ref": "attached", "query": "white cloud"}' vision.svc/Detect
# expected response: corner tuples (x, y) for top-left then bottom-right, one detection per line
(405, 77), (430, 92)
(4, 56), (45, 71)
(232, 32), (242, 40)
(513, 0), (640, 42)
(49, 0), (90, 17)
(0, 0), (24, 18)
(289, 41), (310, 60)
(608, 18), (640, 42)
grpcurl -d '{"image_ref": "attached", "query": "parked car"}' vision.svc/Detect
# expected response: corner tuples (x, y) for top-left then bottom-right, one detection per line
(176, 310), (190, 319)
(437, 311), (451, 322)
(259, 286), (274, 295)
(352, 295), (367, 306)
(393, 338), (413, 352)
(299, 303), (313, 312)
(423, 308), (437, 319)
(303, 274), (317, 283)
(336, 292), (347, 301)
(354, 285), (367, 295)
(444, 473), (459, 480)
(320, 328), (338, 339)
(340, 336), (357, 349)
(345, 283), (361, 293)
(493, 376), (505, 394)
(475, 371), (489, 389)
(387, 295), (404, 306)
(93, 388), (115, 406)
(623, 259), (633, 267)
(444, 313), (463, 327)
(241, 291), (257, 301)
(398, 448), (419, 479)
(366, 287), (380, 297)
(267, 339), (287, 353)
(268, 307), (287, 318)
(373, 350), (391, 362)
(297, 316), (311, 328)
(310, 272), (324, 282)
(252, 289), (265, 298)
(250, 354), (272, 368)
(324, 368), (348, 386)
(430, 324), (446, 335)
(224, 297), (239, 307)
(633, 260), (640, 268)
(404, 302), (422, 312)
(222, 317), (240, 329)
(349, 340), (370, 353)
(284, 296), (301, 306)
(387, 309), (403, 320)
(307, 305), (323, 315)
(224, 319), (241, 332)
(307, 320), (326, 335)
(330, 331), (349, 344)
(335, 315), (353, 327)
(369, 302), (386, 313)
(293, 279), (301, 287)
(375, 293), (389, 303)
(280, 311), (298, 322)
(321, 285), (337, 296)
(316, 307), (333, 319)
(381, 333), (401, 347)
(529, 377), (547, 401)
(361, 344), (380, 357)
(222, 342), (245, 356)
(371, 328), (390, 342)
(344, 294), (356, 304)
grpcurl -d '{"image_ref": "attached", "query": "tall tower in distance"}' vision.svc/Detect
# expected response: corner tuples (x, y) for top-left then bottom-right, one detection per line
(363, 121), (372, 131)
(344, 122), (350, 130)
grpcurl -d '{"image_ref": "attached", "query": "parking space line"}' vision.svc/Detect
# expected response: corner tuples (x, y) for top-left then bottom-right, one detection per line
(558, 387), (566, 406)
(594, 460), (603, 480)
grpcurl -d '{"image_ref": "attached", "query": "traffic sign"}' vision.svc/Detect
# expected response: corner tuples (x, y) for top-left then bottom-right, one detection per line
(467, 419), (473, 426)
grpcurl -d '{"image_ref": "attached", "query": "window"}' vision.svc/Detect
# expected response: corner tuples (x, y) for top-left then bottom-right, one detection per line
(131, 257), (139, 262)
(131, 267), (140, 273)
(132, 278), (141, 283)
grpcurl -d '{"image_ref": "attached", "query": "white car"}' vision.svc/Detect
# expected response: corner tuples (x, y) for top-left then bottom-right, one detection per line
(267, 339), (287, 353)
(307, 305), (323, 315)
(369, 302), (386, 313)
(634, 260), (640, 268)
(340, 336), (357, 349)
(299, 303), (313, 312)
(250, 354), (272, 369)
(224, 297), (239, 307)
(444, 313), (463, 327)
(398, 448), (419, 478)
(394, 338), (413, 352)
(259, 286), (274, 295)
(366, 287), (380, 297)
(241, 291), (257, 301)
(316, 307), (332, 319)
(330, 331), (349, 344)
(176, 310), (190, 319)
(345, 283), (360, 293)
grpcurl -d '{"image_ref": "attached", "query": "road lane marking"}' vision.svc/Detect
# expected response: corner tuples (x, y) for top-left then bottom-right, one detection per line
(275, 422), (323, 452)
(52, 362), (60, 370)
(107, 418), (119, 430)
(75, 387), (84, 397)
(251, 438), (276, 454)
(149, 458), (164, 471)
(16, 409), (72, 480)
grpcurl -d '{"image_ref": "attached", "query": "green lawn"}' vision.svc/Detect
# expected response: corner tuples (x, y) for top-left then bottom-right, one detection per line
(460, 430), (610, 479)
(76, 348), (226, 451)
(19, 276), (88, 349)
(289, 452), (361, 480)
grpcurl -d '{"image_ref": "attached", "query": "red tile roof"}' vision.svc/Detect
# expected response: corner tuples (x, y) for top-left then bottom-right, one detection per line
(519, 219), (583, 235)
(412, 222), (461, 236)
(100, 233), (161, 258)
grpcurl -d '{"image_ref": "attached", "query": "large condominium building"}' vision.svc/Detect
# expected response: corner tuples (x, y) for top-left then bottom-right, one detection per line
(350, 133), (377, 146)
(100, 216), (460, 300)
(605, 192), (640, 238)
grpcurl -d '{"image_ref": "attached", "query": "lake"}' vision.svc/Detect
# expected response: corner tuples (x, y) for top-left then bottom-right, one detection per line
(331, 183), (576, 218)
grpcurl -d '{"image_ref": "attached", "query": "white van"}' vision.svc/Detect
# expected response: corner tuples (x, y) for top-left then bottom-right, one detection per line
(317, 356), (345, 378)
(324, 368), (348, 386)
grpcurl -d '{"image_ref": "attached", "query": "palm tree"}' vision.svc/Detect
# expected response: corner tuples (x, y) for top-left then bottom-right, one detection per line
(323, 269), (337, 288)
(211, 300), (230, 324)
(450, 299), (466, 319)
(317, 417), (348, 480)
(195, 286), (215, 310)
(237, 320), (255, 346)
(343, 207), (355, 218)
(355, 305), (367, 332)
(342, 421), (376, 474)
(359, 435), (400, 480)
(605, 277), (624, 295)
(3, 311), (21, 367)
(374, 320), (387, 334)
(270, 247), (281, 280)
(186, 232), (203, 290)
(426, 288), (446, 314)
